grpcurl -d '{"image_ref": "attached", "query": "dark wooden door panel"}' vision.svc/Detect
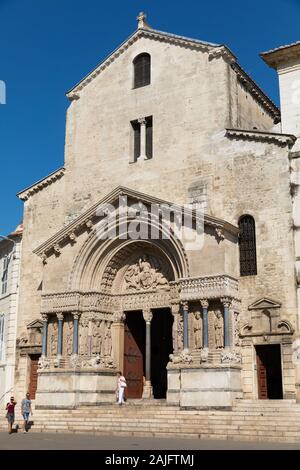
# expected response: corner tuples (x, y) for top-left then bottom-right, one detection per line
(124, 321), (144, 398)
(29, 355), (40, 399)
(257, 351), (268, 399)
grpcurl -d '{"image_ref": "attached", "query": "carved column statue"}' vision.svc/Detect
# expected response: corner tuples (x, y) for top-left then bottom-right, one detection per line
(41, 314), (48, 357)
(171, 303), (180, 354)
(72, 312), (80, 355)
(193, 311), (202, 350)
(214, 310), (224, 349)
(200, 299), (209, 349)
(142, 308), (153, 398)
(221, 297), (232, 348)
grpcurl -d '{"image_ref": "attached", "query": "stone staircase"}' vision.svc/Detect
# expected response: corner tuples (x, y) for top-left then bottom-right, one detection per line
(2, 399), (300, 443)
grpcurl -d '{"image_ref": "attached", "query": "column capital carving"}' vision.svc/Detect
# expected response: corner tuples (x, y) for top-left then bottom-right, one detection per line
(200, 299), (209, 309)
(181, 301), (189, 311)
(41, 314), (48, 322)
(171, 303), (180, 315)
(113, 311), (126, 323)
(56, 312), (64, 321)
(72, 312), (80, 320)
(143, 308), (153, 323)
(221, 297), (232, 308)
(138, 116), (147, 126)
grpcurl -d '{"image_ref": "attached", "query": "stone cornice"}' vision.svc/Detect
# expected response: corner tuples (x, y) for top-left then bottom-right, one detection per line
(66, 28), (219, 100)
(225, 128), (296, 147)
(17, 167), (65, 201)
(261, 41), (300, 69)
(33, 186), (239, 261)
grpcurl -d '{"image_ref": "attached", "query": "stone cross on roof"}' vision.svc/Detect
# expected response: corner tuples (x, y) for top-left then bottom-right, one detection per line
(137, 11), (151, 30)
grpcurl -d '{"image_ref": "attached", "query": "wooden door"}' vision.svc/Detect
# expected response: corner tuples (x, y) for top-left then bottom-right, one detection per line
(123, 314), (144, 398)
(29, 355), (40, 399)
(256, 349), (268, 399)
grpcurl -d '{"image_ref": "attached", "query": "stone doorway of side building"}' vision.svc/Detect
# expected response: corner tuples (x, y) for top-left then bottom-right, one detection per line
(123, 308), (173, 400)
(28, 354), (41, 399)
(255, 344), (283, 399)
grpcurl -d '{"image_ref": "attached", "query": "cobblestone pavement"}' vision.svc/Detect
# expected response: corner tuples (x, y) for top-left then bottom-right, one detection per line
(0, 432), (300, 450)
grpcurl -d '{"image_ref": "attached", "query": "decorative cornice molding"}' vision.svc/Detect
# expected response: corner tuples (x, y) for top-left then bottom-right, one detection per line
(225, 128), (296, 147)
(40, 274), (240, 315)
(17, 167), (65, 201)
(33, 185), (239, 261)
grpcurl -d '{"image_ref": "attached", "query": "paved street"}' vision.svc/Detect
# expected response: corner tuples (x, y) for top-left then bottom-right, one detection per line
(0, 432), (300, 450)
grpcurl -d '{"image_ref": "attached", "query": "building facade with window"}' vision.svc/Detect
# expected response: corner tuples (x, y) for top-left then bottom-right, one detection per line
(13, 14), (300, 408)
(0, 226), (23, 407)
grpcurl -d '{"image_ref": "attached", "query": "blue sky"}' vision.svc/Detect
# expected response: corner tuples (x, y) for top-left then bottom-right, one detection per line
(1, 0), (300, 235)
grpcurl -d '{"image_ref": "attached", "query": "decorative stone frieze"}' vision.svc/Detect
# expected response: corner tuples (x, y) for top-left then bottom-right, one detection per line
(221, 349), (242, 364)
(178, 275), (239, 302)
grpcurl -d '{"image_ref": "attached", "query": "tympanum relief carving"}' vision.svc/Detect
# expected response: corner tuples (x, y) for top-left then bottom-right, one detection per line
(124, 254), (169, 291)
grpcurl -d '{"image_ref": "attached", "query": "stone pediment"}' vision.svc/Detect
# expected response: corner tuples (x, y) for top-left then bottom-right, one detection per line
(65, 16), (279, 121)
(66, 27), (221, 101)
(33, 186), (239, 262)
(248, 298), (281, 310)
(27, 319), (44, 329)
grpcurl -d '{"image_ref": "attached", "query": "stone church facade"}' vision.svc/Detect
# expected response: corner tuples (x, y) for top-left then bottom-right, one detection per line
(13, 14), (300, 408)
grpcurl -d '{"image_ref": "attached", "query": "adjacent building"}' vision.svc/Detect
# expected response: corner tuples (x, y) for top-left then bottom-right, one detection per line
(0, 225), (22, 407)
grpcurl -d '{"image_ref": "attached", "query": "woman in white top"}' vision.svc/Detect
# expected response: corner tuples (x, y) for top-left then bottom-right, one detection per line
(116, 371), (127, 405)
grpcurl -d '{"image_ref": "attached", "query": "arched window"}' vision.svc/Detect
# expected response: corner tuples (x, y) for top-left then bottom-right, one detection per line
(133, 53), (151, 88)
(239, 215), (257, 276)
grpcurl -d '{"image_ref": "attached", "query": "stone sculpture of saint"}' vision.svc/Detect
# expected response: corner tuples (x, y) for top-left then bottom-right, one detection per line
(139, 255), (153, 289)
(193, 312), (202, 349)
(214, 310), (224, 349)
(66, 322), (73, 356)
(79, 318), (88, 356)
(104, 323), (112, 356)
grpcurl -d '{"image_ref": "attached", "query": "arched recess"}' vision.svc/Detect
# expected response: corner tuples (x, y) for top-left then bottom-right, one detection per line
(69, 217), (189, 291)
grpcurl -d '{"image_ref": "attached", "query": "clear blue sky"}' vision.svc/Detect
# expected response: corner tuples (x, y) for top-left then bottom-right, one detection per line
(1, 0), (300, 235)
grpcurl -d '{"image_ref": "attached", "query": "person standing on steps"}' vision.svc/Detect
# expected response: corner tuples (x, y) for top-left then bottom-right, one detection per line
(21, 392), (32, 433)
(5, 396), (17, 434)
(116, 371), (127, 406)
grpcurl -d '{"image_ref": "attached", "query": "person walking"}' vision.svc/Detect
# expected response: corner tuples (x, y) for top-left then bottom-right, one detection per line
(116, 371), (127, 406)
(5, 396), (17, 434)
(21, 392), (33, 433)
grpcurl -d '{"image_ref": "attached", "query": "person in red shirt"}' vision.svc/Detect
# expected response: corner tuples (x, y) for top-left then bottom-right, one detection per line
(5, 397), (17, 434)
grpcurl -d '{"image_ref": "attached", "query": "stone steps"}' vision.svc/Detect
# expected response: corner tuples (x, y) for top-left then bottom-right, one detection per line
(2, 400), (300, 443)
